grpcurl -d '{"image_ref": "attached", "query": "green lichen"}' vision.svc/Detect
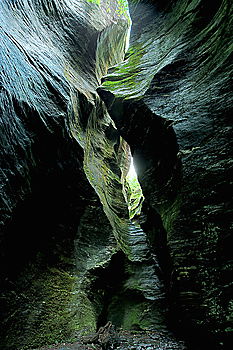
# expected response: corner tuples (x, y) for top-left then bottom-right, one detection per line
(160, 195), (182, 235)
(85, 0), (100, 5)
(108, 294), (163, 330)
(2, 267), (96, 350)
(116, 0), (130, 16)
(101, 43), (146, 98)
(85, 0), (130, 19)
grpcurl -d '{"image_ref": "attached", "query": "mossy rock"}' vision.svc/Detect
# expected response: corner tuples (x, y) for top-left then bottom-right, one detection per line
(107, 292), (166, 331)
(1, 267), (96, 350)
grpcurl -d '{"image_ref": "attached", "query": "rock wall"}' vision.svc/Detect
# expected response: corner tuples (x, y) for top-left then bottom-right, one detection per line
(0, 1), (130, 348)
(99, 0), (233, 348)
(0, 1), (165, 349)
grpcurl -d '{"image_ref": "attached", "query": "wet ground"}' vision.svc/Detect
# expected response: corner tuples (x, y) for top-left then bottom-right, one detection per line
(32, 330), (187, 350)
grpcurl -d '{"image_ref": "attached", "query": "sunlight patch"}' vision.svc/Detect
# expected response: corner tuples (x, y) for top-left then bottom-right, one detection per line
(127, 156), (137, 180)
(126, 157), (144, 220)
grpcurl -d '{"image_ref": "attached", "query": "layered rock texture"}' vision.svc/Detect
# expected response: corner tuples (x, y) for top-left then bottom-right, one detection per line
(0, 0), (232, 349)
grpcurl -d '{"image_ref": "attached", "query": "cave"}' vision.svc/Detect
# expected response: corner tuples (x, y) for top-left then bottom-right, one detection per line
(0, 1), (232, 350)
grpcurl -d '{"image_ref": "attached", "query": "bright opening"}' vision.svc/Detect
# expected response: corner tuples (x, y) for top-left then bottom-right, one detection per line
(126, 156), (144, 220)
(127, 156), (137, 180)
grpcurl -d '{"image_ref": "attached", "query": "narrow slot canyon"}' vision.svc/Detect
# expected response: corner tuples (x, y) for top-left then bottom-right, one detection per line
(0, 1), (232, 350)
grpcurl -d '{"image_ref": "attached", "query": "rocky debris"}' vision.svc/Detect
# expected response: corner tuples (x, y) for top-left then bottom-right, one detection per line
(115, 330), (187, 350)
(32, 329), (187, 350)
(81, 321), (119, 349)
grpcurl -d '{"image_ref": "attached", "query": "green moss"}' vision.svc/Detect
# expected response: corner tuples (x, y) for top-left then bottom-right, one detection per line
(160, 195), (182, 235)
(108, 293), (162, 330)
(122, 302), (150, 329)
(85, 0), (100, 5)
(2, 267), (96, 350)
(116, 0), (130, 16)
(101, 43), (146, 98)
(71, 288), (97, 333)
(126, 172), (143, 219)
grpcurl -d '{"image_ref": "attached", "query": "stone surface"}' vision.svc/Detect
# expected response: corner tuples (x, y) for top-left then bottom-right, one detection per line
(0, 0), (132, 349)
(0, 1), (166, 349)
(99, 0), (233, 348)
(32, 330), (187, 350)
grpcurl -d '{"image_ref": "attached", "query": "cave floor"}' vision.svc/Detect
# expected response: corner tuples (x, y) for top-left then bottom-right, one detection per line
(32, 330), (187, 350)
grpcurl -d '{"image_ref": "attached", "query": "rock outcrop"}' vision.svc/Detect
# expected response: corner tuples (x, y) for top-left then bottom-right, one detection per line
(0, 1), (164, 349)
(98, 0), (233, 348)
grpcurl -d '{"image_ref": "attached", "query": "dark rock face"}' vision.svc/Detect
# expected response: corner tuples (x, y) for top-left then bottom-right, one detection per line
(0, 0), (232, 350)
(0, 1), (131, 348)
(99, 0), (233, 348)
